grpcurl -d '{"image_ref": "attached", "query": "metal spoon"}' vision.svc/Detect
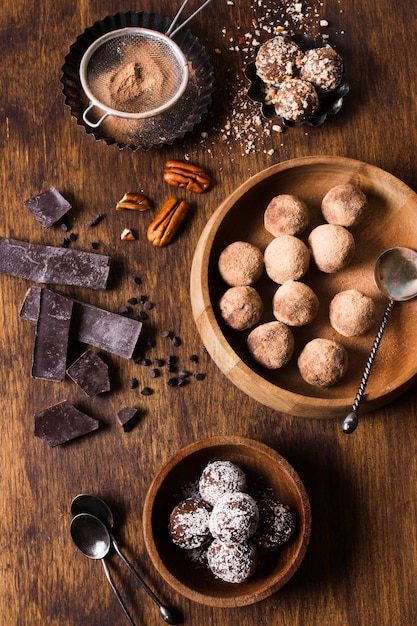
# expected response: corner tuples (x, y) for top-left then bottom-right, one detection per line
(70, 513), (135, 626)
(342, 247), (417, 434)
(70, 494), (180, 625)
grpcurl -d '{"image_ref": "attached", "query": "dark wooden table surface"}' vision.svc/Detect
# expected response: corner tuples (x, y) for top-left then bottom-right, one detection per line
(1, 1), (417, 625)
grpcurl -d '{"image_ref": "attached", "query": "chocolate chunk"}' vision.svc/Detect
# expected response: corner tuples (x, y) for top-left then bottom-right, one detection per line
(66, 350), (110, 396)
(0, 236), (110, 289)
(24, 187), (72, 228)
(117, 406), (140, 432)
(32, 290), (73, 381)
(34, 400), (99, 446)
(20, 287), (143, 359)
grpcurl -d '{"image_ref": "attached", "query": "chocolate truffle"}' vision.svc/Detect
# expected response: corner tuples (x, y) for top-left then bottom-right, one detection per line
(273, 280), (319, 326)
(264, 194), (309, 236)
(329, 289), (376, 337)
(272, 78), (319, 122)
(255, 36), (304, 86)
(298, 338), (348, 387)
(247, 321), (294, 369)
(308, 224), (355, 273)
(300, 46), (344, 92)
(219, 286), (263, 330)
(169, 498), (212, 549)
(207, 539), (258, 583)
(321, 184), (368, 228)
(199, 461), (246, 506)
(218, 241), (264, 286)
(209, 492), (259, 544)
(264, 235), (310, 283)
(253, 498), (296, 548)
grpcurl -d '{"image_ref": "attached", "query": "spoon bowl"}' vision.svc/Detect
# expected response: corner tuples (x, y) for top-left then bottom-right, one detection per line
(70, 513), (111, 559)
(71, 493), (114, 529)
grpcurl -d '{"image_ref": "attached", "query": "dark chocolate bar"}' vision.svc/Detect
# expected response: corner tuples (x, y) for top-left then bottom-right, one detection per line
(32, 289), (73, 381)
(20, 287), (143, 359)
(24, 187), (71, 228)
(67, 350), (110, 396)
(34, 400), (99, 446)
(117, 406), (140, 432)
(0, 236), (110, 289)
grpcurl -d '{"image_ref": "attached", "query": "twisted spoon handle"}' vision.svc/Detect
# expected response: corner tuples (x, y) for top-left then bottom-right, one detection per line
(342, 298), (394, 434)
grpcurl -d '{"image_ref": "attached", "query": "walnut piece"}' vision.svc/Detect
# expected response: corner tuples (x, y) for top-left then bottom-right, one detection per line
(116, 192), (151, 211)
(121, 228), (135, 240)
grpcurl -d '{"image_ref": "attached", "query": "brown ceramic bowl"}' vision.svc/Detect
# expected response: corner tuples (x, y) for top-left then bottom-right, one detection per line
(142, 436), (311, 607)
(190, 156), (417, 418)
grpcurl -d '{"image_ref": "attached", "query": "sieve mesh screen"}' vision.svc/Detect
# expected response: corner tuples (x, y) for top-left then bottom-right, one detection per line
(81, 30), (188, 116)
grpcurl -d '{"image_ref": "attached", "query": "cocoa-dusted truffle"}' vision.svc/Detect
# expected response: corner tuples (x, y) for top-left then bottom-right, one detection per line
(219, 286), (263, 331)
(264, 234), (310, 283)
(209, 492), (259, 545)
(272, 78), (319, 122)
(199, 460), (246, 506)
(273, 280), (319, 326)
(168, 498), (212, 549)
(298, 338), (348, 387)
(264, 194), (309, 237)
(321, 184), (368, 228)
(218, 241), (264, 286)
(308, 224), (355, 273)
(247, 321), (294, 369)
(253, 498), (296, 548)
(329, 289), (376, 337)
(300, 46), (344, 92)
(255, 36), (304, 86)
(207, 539), (258, 583)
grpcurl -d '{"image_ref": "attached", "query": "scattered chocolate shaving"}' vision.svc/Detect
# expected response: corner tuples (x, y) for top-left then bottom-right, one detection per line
(117, 406), (140, 432)
(86, 214), (104, 227)
(34, 400), (99, 447)
(129, 377), (138, 389)
(20, 287), (143, 360)
(23, 186), (72, 228)
(66, 350), (111, 397)
(0, 236), (110, 289)
(140, 387), (152, 396)
(32, 290), (73, 382)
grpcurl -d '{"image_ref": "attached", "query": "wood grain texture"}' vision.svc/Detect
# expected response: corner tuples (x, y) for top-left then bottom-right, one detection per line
(1, 1), (417, 625)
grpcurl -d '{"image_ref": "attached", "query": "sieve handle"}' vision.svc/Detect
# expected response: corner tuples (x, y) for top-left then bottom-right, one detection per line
(166, 0), (213, 38)
(82, 102), (109, 128)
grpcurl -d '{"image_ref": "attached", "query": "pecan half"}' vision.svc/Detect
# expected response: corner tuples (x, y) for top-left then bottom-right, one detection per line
(163, 160), (211, 193)
(147, 197), (190, 247)
(116, 192), (151, 211)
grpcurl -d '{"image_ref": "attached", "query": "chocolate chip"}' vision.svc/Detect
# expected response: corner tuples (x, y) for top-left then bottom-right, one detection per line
(131, 275), (142, 285)
(86, 214), (104, 227)
(161, 330), (171, 338)
(69, 232), (77, 242)
(149, 368), (159, 378)
(188, 354), (199, 363)
(61, 237), (70, 248)
(128, 297), (139, 305)
(88, 241), (98, 250)
(143, 300), (153, 310)
(129, 377), (138, 389)
(167, 377), (179, 387)
(194, 373), (206, 381)
(140, 358), (151, 367)
(138, 311), (148, 321)
(139, 295), (148, 304)
(140, 387), (152, 396)
(118, 305), (131, 315)
(178, 370), (190, 379)
(172, 336), (181, 347)
(155, 358), (165, 367)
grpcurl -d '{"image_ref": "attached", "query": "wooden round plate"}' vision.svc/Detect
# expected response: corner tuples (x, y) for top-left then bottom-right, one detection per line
(142, 436), (311, 607)
(191, 156), (417, 418)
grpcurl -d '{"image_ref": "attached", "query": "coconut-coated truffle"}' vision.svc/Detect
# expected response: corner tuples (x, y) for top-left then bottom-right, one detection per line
(273, 280), (319, 326)
(218, 241), (264, 286)
(321, 184), (368, 228)
(255, 36), (304, 86)
(264, 235), (310, 283)
(272, 78), (319, 122)
(199, 460), (247, 506)
(300, 46), (344, 92)
(247, 321), (294, 369)
(264, 194), (309, 237)
(329, 289), (376, 337)
(298, 338), (348, 387)
(209, 492), (259, 544)
(168, 498), (212, 549)
(253, 498), (296, 548)
(219, 286), (263, 331)
(308, 224), (355, 273)
(207, 539), (258, 583)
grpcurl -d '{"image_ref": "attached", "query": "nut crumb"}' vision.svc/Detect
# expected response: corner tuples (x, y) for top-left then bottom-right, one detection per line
(121, 228), (135, 241)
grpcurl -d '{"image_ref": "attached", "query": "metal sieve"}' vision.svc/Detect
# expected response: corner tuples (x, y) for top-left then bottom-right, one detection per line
(80, 0), (213, 128)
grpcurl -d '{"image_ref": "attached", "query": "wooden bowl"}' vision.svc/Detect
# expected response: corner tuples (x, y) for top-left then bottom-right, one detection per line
(191, 156), (417, 418)
(142, 436), (311, 607)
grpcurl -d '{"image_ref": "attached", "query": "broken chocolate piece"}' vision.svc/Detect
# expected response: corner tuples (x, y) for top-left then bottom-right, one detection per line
(66, 350), (110, 396)
(24, 186), (71, 228)
(34, 400), (99, 446)
(32, 290), (73, 381)
(117, 407), (140, 432)
(20, 287), (143, 359)
(0, 236), (110, 289)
